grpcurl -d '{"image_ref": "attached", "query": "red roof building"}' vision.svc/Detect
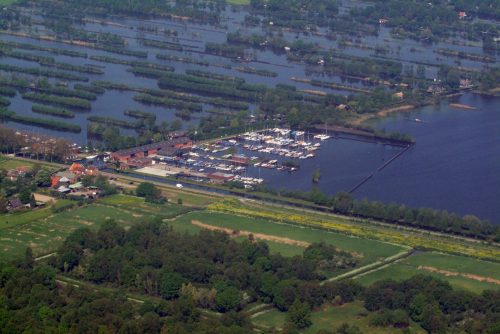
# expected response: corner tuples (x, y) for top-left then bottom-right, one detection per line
(207, 172), (235, 183)
(111, 137), (193, 167)
(69, 163), (99, 176)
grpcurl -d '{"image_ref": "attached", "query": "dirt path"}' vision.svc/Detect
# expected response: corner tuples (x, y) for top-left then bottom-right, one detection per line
(191, 220), (310, 248)
(417, 266), (500, 285)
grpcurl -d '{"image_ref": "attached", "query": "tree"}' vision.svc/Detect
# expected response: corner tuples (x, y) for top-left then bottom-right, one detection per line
(421, 302), (447, 333)
(215, 286), (241, 313)
(19, 187), (31, 204)
(0, 195), (7, 213)
(81, 175), (94, 187)
(160, 271), (185, 300)
(29, 194), (36, 208)
(170, 119), (182, 131)
(102, 126), (121, 151)
(22, 247), (34, 269)
(336, 323), (362, 334)
(136, 182), (160, 198)
(409, 293), (428, 322)
(137, 312), (161, 334)
(333, 192), (354, 214)
(34, 169), (51, 187)
(286, 299), (312, 329)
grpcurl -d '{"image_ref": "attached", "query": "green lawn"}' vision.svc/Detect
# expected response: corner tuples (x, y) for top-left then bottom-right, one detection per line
(264, 240), (305, 257)
(226, 0), (250, 5)
(0, 156), (34, 170)
(0, 0), (18, 6)
(0, 195), (189, 260)
(167, 191), (217, 207)
(98, 194), (189, 219)
(252, 301), (425, 334)
(252, 309), (287, 330)
(0, 206), (53, 230)
(356, 252), (500, 293)
(170, 211), (406, 266)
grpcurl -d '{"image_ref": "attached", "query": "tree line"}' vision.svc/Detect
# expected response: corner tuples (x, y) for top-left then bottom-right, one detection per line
(256, 188), (499, 242)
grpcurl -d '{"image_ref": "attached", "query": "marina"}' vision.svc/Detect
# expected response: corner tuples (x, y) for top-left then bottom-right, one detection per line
(131, 127), (334, 187)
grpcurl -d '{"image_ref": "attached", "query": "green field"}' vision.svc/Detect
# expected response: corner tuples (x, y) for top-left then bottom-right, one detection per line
(0, 205), (54, 230)
(0, 195), (188, 260)
(252, 301), (425, 334)
(226, 0), (250, 5)
(356, 252), (500, 293)
(0, 156), (34, 170)
(1, 194), (498, 295)
(0, 0), (17, 6)
(169, 211), (406, 265)
(165, 191), (218, 207)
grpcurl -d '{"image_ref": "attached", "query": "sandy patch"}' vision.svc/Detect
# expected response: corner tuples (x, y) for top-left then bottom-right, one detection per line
(418, 266), (500, 285)
(449, 103), (477, 110)
(191, 220), (310, 248)
(79, 220), (95, 226)
(33, 193), (56, 203)
(352, 104), (415, 125)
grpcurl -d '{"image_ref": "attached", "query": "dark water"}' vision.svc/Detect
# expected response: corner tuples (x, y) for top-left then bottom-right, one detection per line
(361, 93), (500, 223)
(251, 93), (500, 223)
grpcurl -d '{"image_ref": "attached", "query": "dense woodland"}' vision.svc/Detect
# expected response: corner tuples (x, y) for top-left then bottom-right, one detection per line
(0, 221), (498, 333)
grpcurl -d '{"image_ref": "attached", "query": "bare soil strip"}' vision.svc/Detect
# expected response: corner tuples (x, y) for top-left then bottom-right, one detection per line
(352, 104), (415, 125)
(449, 103), (477, 110)
(191, 220), (310, 248)
(417, 266), (500, 285)
(33, 193), (56, 203)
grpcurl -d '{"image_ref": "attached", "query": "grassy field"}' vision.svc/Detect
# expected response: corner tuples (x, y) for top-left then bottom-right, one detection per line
(169, 211), (406, 265)
(113, 175), (218, 207)
(164, 190), (217, 207)
(0, 156), (34, 170)
(0, 195), (189, 260)
(0, 0), (17, 6)
(252, 301), (425, 334)
(0, 205), (54, 230)
(208, 200), (500, 261)
(356, 252), (500, 293)
(226, 0), (250, 5)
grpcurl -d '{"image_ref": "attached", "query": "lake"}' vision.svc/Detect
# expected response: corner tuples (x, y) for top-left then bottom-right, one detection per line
(245, 93), (500, 224)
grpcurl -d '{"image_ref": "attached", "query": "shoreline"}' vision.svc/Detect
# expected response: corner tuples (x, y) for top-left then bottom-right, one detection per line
(350, 90), (485, 126)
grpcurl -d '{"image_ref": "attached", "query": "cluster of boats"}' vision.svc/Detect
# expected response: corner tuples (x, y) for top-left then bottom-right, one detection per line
(233, 175), (264, 186)
(151, 128), (332, 186)
(254, 160), (298, 171)
(237, 128), (329, 159)
(185, 152), (247, 173)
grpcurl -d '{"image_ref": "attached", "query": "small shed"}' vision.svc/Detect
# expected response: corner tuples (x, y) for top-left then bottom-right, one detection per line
(7, 198), (24, 211)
